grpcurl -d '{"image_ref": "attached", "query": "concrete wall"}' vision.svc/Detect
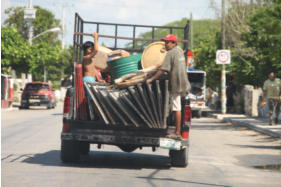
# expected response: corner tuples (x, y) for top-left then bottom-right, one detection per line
(242, 85), (281, 119)
(205, 85), (281, 118)
(243, 85), (263, 117)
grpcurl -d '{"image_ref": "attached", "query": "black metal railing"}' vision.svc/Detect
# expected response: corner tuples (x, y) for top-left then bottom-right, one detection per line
(73, 13), (189, 61)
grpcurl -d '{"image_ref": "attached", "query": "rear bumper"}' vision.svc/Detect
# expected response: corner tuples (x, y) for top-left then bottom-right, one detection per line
(61, 132), (189, 150)
(21, 99), (51, 106)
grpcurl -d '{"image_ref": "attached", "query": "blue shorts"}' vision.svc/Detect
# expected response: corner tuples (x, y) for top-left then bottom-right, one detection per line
(83, 76), (96, 82)
(83, 77), (96, 99)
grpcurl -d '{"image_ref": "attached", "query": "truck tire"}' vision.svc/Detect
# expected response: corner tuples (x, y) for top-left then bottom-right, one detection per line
(79, 142), (90, 155)
(191, 111), (195, 118)
(169, 146), (189, 167)
(47, 102), (52, 109)
(196, 110), (202, 118)
(118, 145), (138, 153)
(60, 140), (80, 163)
(20, 105), (29, 109)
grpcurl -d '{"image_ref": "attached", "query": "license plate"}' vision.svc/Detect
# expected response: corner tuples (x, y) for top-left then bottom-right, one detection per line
(29, 99), (40, 103)
(160, 138), (181, 150)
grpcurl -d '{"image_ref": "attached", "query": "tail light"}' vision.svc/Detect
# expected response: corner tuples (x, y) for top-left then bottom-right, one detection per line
(63, 97), (71, 132)
(9, 88), (13, 101)
(62, 122), (70, 132)
(182, 105), (191, 139)
(63, 97), (70, 115)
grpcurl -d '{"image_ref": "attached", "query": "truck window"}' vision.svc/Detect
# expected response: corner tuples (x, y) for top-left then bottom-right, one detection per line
(188, 72), (205, 95)
(26, 84), (50, 90)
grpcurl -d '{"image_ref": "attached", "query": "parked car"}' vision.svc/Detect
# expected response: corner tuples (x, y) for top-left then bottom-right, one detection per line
(20, 82), (56, 109)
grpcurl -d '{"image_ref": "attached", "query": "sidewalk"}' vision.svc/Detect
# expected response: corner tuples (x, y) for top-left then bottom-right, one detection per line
(212, 113), (281, 138)
(1, 103), (20, 112)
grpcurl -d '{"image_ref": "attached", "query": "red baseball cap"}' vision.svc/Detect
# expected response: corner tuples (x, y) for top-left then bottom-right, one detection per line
(187, 51), (193, 56)
(161, 34), (178, 43)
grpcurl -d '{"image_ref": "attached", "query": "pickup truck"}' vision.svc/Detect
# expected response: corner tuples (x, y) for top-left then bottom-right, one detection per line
(60, 13), (192, 167)
(186, 69), (207, 118)
(20, 81), (56, 109)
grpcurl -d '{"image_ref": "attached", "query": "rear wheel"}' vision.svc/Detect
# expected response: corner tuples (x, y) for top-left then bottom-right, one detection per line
(79, 142), (90, 155)
(196, 110), (202, 118)
(60, 140), (80, 163)
(118, 145), (138, 153)
(20, 105), (29, 109)
(169, 146), (189, 167)
(47, 102), (52, 109)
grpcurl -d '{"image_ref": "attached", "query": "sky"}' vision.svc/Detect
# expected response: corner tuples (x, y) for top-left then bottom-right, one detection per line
(1, 0), (221, 47)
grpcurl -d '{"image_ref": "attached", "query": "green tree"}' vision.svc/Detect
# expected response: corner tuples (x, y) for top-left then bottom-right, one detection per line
(126, 18), (189, 50)
(1, 26), (31, 74)
(4, 6), (60, 44)
(59, 46), (73, 79)
(193, 26), (222, 90)
(125, 18), (222, 89)
(236, 0), (281, 86)
(29, 42), (61, 81)
(2, 6), (74, 85)
(3, 7), (27, 40)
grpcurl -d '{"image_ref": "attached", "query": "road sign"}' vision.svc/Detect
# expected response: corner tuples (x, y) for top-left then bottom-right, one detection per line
(24, 8), (36, 20)
(216, 50), (231, 64)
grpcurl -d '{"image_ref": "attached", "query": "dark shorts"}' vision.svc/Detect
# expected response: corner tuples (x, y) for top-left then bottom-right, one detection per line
(268, 98), (281, 114)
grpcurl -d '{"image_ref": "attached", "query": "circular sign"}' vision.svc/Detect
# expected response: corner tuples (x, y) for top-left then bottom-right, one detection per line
(216, 50), (231, 64)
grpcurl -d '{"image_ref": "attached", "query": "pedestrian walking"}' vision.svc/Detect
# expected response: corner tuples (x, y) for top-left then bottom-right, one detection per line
(146, 34), (190, 138)
(263, 72), (281, 125)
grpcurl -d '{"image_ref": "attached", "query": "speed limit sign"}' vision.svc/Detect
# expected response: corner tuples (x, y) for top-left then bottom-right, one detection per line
(216, 50), (231, 64)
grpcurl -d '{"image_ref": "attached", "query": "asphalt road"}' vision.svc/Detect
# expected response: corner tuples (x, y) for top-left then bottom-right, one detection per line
(2, 103), (281, 187)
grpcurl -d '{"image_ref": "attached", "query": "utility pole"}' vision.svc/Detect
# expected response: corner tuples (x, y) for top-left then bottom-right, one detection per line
(62, 6), (65, 50)
(221, 0), (227, 114)
(44, 65), (46, 82)
(189, 13), (193, 51)
(60, 3), (73, 50)
(24, 0), (36, 45)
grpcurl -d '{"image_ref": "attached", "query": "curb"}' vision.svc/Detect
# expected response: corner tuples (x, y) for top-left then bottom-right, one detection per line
(212, 114), (281, 139)
(1, 106), (19, 112)
(1, 103), (20, 112)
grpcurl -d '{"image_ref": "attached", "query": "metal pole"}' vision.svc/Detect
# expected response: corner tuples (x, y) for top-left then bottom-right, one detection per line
(190, 13), (193, 51)
(28, 23), (33, 45)
(62, 7), (65, 50)
(74, 32), (189, 43)
(221, 0), (227, 114)
(29, 0), (32, 8)
(28, 0), (33, 45)
(44, 64), (46, 82)
(221, 64), (226, 113)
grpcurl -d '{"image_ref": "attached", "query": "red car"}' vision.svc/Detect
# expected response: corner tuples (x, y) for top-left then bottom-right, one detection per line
(20, 82), (56, 109)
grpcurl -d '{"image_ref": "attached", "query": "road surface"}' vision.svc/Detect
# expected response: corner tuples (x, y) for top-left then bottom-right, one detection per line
(2, 103), (281, 186)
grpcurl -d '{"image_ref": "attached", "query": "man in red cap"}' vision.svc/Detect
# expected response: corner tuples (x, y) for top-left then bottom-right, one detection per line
(147, 34), (190, 139)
